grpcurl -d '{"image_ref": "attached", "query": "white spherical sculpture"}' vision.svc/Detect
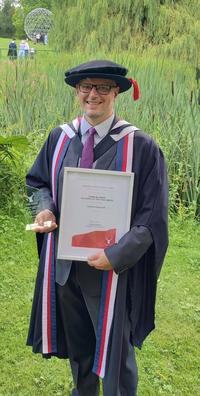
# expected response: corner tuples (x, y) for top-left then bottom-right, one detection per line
(24, 8), (53, 41)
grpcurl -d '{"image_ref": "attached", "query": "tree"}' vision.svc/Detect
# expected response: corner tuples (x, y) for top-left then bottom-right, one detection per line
(11, 0), (53, 39)
(12, 6), (24, 38)
(0, 0), (16, 37)
(21, 0), (52, 14)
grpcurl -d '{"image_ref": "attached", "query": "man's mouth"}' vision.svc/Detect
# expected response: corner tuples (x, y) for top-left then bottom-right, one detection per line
(86, 101), (101, 105)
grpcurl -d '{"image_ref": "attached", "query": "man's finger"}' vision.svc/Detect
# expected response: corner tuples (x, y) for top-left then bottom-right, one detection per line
(26, 223), (57, 233)
(87, 253), (101, 260)
(87, 258), (99, 266)
(94, 265), (104, 271)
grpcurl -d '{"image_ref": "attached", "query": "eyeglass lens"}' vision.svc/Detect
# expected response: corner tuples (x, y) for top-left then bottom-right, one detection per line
(79, 83), (116, 94)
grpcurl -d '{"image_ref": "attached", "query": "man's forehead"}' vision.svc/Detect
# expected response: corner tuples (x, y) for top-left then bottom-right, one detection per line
(79, 77), (116, 85)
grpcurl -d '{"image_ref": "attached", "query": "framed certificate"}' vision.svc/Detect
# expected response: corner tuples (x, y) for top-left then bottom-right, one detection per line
(57, 167), (134, 261)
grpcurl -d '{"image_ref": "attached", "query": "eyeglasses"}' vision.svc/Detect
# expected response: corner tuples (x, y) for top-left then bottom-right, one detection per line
(78, 83), (117, 95)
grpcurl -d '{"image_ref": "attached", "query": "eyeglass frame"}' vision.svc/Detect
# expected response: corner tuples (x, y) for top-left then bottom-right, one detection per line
(77, 82), (118, 95)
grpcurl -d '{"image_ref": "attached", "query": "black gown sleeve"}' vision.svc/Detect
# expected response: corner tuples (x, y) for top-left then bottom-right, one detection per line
(105, 136), (168, 276)
(26, 128), (62, 217)
(105, 225), (153, 274)
(26, 128), (61, 255)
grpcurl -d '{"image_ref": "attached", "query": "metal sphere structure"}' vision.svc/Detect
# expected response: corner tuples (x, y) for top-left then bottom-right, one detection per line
(24, 8), (53, 41)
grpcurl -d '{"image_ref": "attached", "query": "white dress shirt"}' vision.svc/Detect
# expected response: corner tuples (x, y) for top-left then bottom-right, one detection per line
(80, 114), (115, 146)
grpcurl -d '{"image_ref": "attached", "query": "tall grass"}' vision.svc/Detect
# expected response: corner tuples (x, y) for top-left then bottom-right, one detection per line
(0, 52), (199, 217)
(50, 0), (200, 65)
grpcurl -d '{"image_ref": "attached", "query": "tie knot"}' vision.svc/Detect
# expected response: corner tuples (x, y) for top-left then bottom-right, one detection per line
(89, 127), (96, 136)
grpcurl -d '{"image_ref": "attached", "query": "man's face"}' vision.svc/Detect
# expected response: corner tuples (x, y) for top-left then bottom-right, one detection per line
(76, 78), (119, 125)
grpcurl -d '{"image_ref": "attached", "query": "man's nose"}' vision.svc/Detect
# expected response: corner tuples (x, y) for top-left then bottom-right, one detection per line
(89, 86), (99, 95)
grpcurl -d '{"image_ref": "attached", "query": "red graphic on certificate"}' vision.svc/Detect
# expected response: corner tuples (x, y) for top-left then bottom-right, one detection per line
(71, 228), (116, 248)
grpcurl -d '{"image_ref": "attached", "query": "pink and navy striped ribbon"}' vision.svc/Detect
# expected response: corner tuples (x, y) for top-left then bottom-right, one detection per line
(42, 131), (70, 354)
(92, 131), (134, 378)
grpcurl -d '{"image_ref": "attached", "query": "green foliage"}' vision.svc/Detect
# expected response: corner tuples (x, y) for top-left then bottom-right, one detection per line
(0, 50), (199, 217)
(0, 0), (16, 37)
(21, 0), (53, 14)
(0, 135), (28, 156)
(0, 58), (75, 135)
(50, 0), (200, 64)
(0, 134), (28, 213)
(12, 7), (25, 39)
(1, 0), (53, 40)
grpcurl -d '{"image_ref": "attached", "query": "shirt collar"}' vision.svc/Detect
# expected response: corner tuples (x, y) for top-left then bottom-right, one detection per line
(80, 114), (115, 138)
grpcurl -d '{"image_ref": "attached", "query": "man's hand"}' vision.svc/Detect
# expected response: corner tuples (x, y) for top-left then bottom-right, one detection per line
(87, 251), (113, 271)
(33, 209), (58, 233)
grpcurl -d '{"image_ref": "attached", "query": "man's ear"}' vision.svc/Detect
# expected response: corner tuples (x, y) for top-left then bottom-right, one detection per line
(114, 87), (120, 98)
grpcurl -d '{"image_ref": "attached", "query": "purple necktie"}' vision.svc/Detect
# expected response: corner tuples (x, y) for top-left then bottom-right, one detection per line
(80, 127), (96, 168)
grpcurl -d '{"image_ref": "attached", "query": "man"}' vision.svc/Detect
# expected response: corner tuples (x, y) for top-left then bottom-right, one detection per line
(26, 60), (168, 396)
(36, 32), (41, 43)
(7, 39), (17, 60)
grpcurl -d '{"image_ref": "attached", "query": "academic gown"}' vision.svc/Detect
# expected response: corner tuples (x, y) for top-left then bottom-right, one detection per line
(26, 117), (168, 385)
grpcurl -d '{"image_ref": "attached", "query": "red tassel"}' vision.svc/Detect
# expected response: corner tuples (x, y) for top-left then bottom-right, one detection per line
(128, 78), (140, 101)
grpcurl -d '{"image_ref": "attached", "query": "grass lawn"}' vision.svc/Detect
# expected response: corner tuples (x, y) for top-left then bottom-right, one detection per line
(0, 215), (199, 396)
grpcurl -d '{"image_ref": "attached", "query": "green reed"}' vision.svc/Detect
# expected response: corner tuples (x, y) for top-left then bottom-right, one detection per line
(0, 52), (199, 217)
(50, 0), (200, 65)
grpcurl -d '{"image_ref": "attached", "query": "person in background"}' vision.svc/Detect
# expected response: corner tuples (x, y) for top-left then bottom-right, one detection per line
(36, 33), (41, 43)
(7, 39), (17, 60)
(26, 59), (168, 396)
(30, 47), (35, 59)
(18, 40), (26, 58)
(24, 39), (30, 57)
(44, 34), (48, 45)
